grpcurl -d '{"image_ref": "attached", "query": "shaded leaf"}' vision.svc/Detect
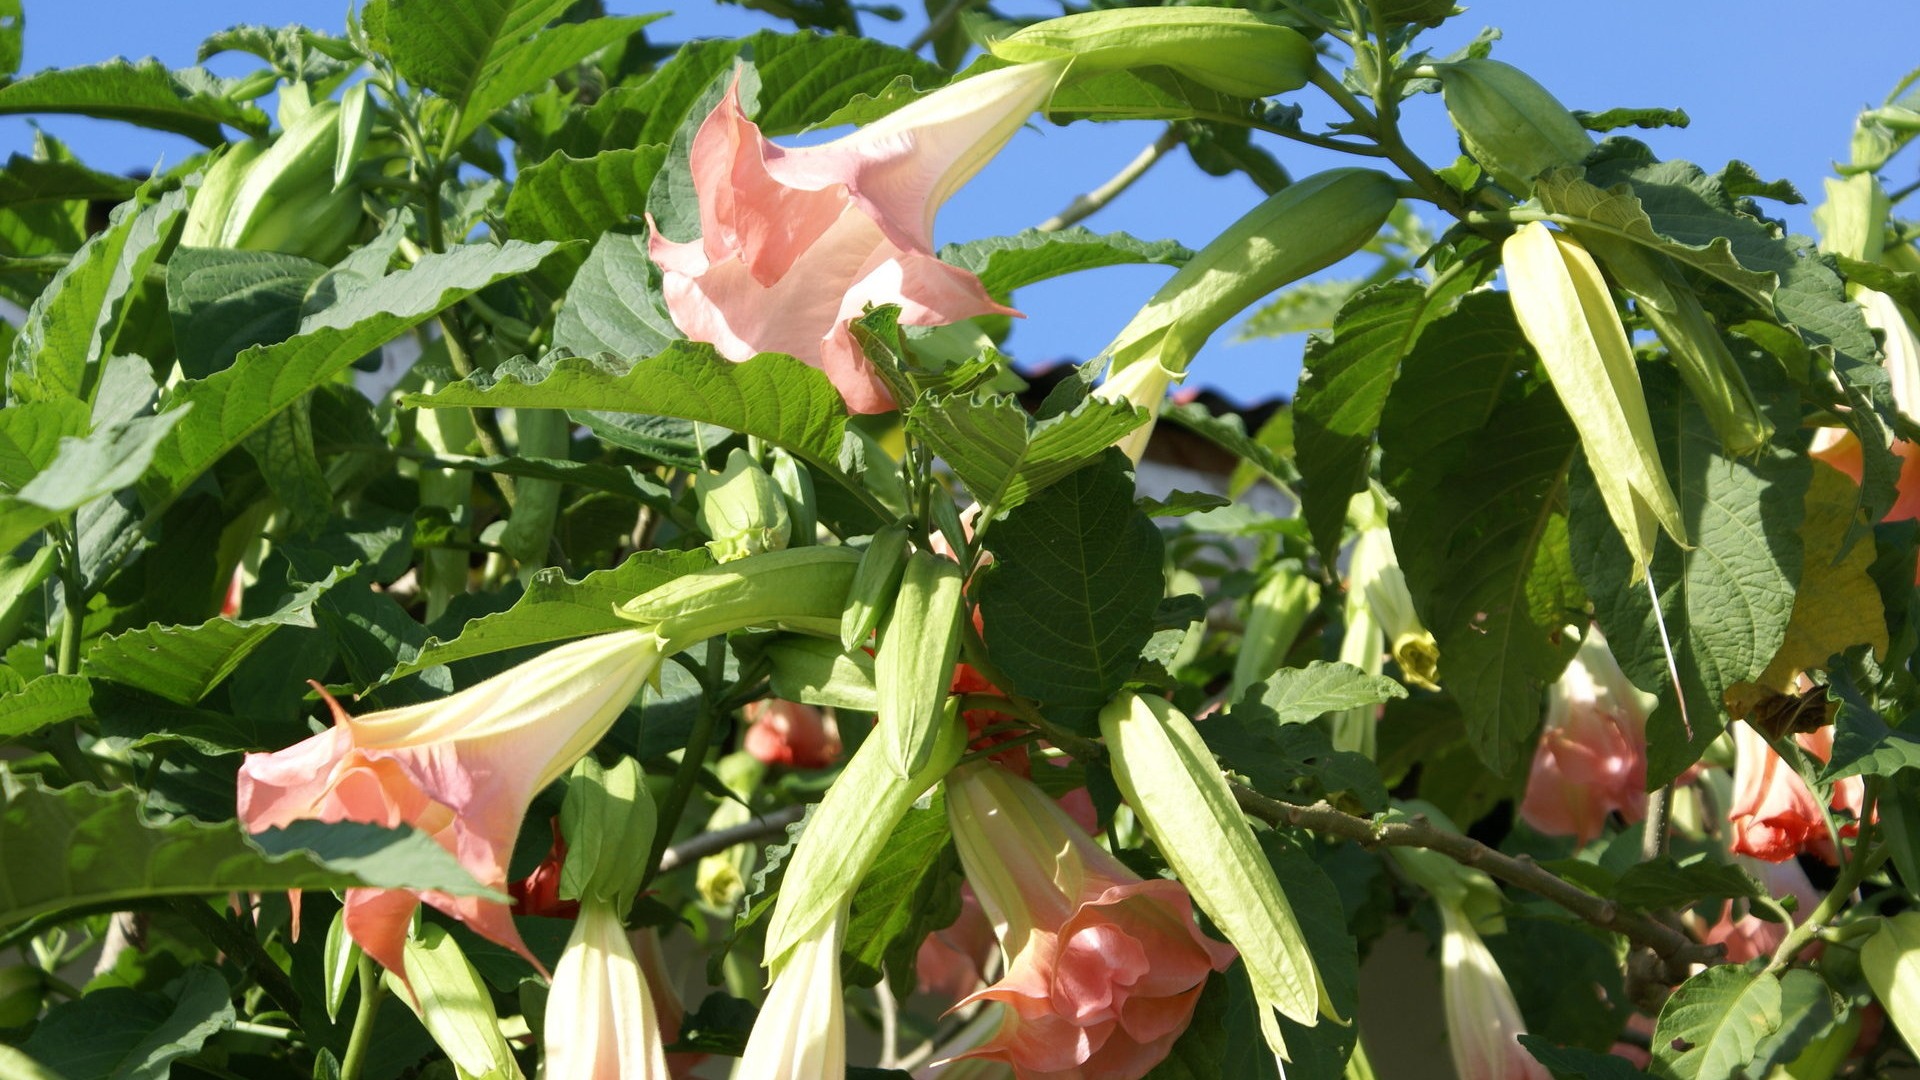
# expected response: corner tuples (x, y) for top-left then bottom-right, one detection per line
(20, 966), (233, 1080)
(1569, 365), (1807, 786)
(843, 792), (960, 993)
(164, 247), (325, 379)
(976, 453), (1162, 727)
(1612, 855), (1759, 912)
(0, 777), (500, 931)
(1650, 964), (1782, 1080)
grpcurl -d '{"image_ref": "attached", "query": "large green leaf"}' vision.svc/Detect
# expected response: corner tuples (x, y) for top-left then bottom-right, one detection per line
(165, 247), (326, 378)
(940, 228), (1192, 300)
(549, 230), (678, 360)
(0, 777), (502, 931)
(1611, 855), (1759, 913)
(0, 674), (93, 738)
(1296, 281), (1450, 566)
(549, 31), (944, 159)
(976, 453), (1163, 728)
(1520, 1036), (1650, 1079)
(138, 239), (559, 509)
(1650, 965), (1783, 1080)
(1205, 695), (1389, 812)
(906, 393), (1146, 513)
(1257, 836), (1362, 1077)
(503, 147), (666, 243)
(407, 345), (848, 473)
(376, 0), (653, 142)
(842, 792), (960, 993)
(1536, 167), (1775, 308)
(0, 407), (187, 553)
(0, 154), (140, 208)
(81, 569), (344, 705)
(0, 397), (89, 487)
(19, 966), (233, 1080)
(1569, 365), (1807, 786)
(383, 548), (710, 682)
(8, 185), (187, 404)
(1823, 671), (1920, 783)
(1379, 291), (1585, 775)
(0, 59), (268, 144)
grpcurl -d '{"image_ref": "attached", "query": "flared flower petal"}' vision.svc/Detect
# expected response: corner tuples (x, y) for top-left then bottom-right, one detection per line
(650, 63), (1061, 414)
(236, 629), (665, 980)
(946, 764), (1234, 1080)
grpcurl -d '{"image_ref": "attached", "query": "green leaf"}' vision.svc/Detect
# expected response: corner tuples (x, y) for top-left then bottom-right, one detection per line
(1205, 696), (1389, 812)
(383, 548), (710, 682)
(1520, 1035), (1651, 1079)
(1570, 365), (1807, 786)
(1650, 964), (1783, 1080)
(906, 392), (1145, 513)
(1380, 291), (1585, 775)
(503, 147), (665, 243)
(0, 674), (94, 738)
(842, 792), (960, 993)
(0, 154), (139, 208)
(1490, 918), (1630, 1054)
(1295, 281), (1452, 565)
(19, 966), (233, 1080)
(1822, 672), (1920, 783)
(165, 247), (326, 379)
(378, 0), (653, 141)
(0, 408), (188, 553)
(1138, 490), (1232, 518)
(976, 453), (1164, 725)
(8, 185), (188, 404)
(0, 777), (501, 931)
(1161, 399), (1300, 489)
(550, 230), (679, 360)
(939, 227), (1191, 300)
(1145, 974), (1232, 1079)
(1258, 660), (1408, 725)
(0, 397), (89, 486)
(139, 239), (559, 510)
(1576, 106), (1690, 133)
(0, 59), (268, 144)
(81, 569), (344, 705)
(0, 0), (18, 80)
(407, 346), (848, 475)
(1612, 855), (1759, 912)
(1536, 166), (1775, 309)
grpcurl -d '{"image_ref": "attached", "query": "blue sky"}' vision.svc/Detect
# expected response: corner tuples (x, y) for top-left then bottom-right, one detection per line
(6, 2), (1918, 405)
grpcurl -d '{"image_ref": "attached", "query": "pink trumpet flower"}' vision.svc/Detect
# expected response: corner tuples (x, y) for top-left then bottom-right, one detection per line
(236, 629), (665, 981)
(649, 62), (1063, 414)
(1439, 904), (1550, 1080)
(1727, 720), (1865, 864)
(1518, 628), (1652, 845)
(944, 764), (1236, 1080)
(742, 698), (843, 769)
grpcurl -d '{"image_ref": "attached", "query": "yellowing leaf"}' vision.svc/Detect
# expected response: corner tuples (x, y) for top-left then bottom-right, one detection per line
(1754, 461), (1887, 691)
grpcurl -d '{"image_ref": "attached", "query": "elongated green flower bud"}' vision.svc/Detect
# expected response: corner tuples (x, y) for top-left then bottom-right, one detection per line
(1504, 222), (1685, 579)
(1096, 168), (1397, 459)
(219, 100), (363, 262)
(180, 140), (264, 248)
(1574, 234), (1772, 454)
(873, 550), (967, 778)
(695, 448), (792, 563)
(1230, 564), (1319, 701)
(988, 7), (1315, 100)
(840, 520), (912, 650)
(1436, 59), (1593, 196)
(558, 756), (656, 914)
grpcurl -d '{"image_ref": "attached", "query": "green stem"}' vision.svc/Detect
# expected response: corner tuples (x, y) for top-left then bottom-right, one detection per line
(338, 954), (385, 1080)
(641, 640), (727, 892)
(47, 527), (100, 786)
(1766, 777), (1885, 974)
(1308, 64), (1476, 224)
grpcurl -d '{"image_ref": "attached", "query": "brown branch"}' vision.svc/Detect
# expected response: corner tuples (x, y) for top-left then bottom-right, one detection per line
(1229, 787), (1722, 967)
(655, 804), (806, 874)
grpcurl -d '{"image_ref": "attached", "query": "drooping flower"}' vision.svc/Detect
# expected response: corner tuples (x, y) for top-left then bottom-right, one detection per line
(917, 885), (999, 1001)
(1518, 627), (1653, 845)
(543, 901), (673, 1080)
(737, 906), (849, 1079)
(235, 629), (665, 980)
(1727, 720), (1865, 864)
(1438, 903), (1550, 1080)
(1697, 856), (1820, 964)
(649, 62), (1063, 414)
(944, 763), (1236, 1080)
(742, 698), (843, 769)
